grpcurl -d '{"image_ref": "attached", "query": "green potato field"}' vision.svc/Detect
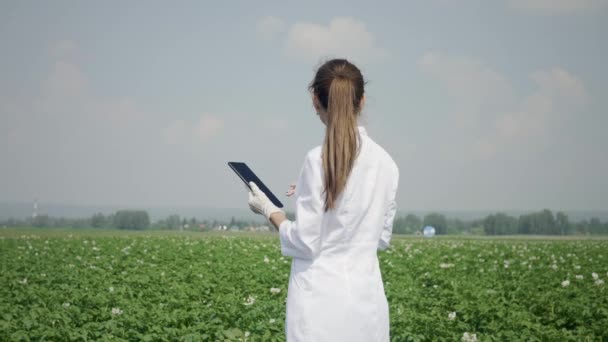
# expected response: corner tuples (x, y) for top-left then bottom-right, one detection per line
(1, 229), (607, 341)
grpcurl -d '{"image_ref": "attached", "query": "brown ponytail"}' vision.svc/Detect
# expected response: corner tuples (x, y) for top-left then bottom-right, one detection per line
(308, 59), (366, 212)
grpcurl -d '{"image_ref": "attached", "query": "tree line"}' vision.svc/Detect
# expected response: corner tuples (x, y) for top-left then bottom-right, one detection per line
(2, 208), (607, 235)
(0, 210), (265, 231)
(1, 210), (152, 230)
(393, 209), (608, 235)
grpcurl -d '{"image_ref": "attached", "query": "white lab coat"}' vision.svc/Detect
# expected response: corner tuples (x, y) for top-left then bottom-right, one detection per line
(279, 125), (399, 342)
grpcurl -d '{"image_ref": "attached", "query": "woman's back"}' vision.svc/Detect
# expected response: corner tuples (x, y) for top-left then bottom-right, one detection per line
(283, 125), (399, 342)
(317, 125), (398, 254)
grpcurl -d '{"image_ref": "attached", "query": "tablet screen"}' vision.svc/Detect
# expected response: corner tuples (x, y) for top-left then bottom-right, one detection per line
(228, 162), (284, 208)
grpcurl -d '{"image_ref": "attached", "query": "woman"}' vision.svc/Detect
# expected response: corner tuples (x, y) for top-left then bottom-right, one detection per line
(247, 58), (399, 341)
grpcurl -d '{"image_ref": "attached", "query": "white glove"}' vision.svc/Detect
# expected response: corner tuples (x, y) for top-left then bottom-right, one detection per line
(247, 181), (283, 219)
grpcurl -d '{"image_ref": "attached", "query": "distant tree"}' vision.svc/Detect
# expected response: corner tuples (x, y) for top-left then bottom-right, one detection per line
(447, 218), (466, 235)
(393, 216), (407, 234)
(113, 210), (150, 230)
(468, 224), (485, 235)
(423, 213), (448, 235)
(69, 217), (89, 229)
(518, 209), (556, 235)
(404, 214), (422, 234)
(589, 217), (604, 234)
(55, 217), (70, 228)
(536, 209), (556, 234)
(518, 214), (531, 234)
(573, 220), (589, 234)
(106, 213), (115, 227)
(91, 213), (107, 228)
(166, 215), (181, 230)
(555, 211), (571, 235)
(484, 213), (517, 235)
(483, 215), (495, 235)
(238, 220), (246, 229)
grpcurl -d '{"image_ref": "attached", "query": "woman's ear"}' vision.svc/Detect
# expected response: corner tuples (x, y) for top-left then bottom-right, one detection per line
(360, 94), (366, 108)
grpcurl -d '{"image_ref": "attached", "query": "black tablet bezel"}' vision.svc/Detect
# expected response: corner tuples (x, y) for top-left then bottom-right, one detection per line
(228, 162), (284, 208)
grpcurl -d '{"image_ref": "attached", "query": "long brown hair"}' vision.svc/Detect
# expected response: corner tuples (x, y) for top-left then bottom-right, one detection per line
(308, 59), (366, 212)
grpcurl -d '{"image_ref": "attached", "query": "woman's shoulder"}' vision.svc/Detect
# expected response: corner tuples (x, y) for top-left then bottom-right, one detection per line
(365, 137), (398, 174)
(305, 145), (323, 161)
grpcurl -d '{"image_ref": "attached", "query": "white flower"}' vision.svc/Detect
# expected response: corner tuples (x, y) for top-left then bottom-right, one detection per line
(269, 318), (276, 324)
(448, 311), (456, 320)
(62, 302), (70, 308)
(574, 265), (581, 270)
(270, 287), (281, 294)
(109, 286), (115, 293)
(18, 277), (27, 285)
(263, 256), (270, 263)
(551, 264), (558, 270)
(596, 279), (604, 286)
(462, 332), (478, 342)
(111, 307), (123, 316)
(575, 275), (583, 280)
(244, 331), (250, 337)
(440, 263), (454, 269)
(243, 295), (256, 306)
(592, 272), (599, 280)
(561, 280), (570, 287)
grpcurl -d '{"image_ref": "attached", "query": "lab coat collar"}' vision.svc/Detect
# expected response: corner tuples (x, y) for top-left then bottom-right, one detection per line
(357, 125), (367, 136)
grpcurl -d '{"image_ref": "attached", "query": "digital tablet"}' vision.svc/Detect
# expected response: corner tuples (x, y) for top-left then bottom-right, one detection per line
(228, 162), (284, 208)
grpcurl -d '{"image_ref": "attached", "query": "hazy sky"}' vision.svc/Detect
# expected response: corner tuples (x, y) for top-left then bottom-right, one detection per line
(1, 0), (607, 212)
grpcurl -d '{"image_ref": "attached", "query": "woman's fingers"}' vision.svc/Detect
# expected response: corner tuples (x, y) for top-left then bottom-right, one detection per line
(286, 183), (296, 196)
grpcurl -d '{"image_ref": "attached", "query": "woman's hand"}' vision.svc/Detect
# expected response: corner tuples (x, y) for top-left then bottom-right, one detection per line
(247, 182), (284, 219)
(286, 183), (296, 197)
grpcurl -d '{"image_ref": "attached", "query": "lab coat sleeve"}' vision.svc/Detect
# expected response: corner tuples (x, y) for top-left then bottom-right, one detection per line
(279, 150), (324, 259)
(378, 163), (399, 251)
